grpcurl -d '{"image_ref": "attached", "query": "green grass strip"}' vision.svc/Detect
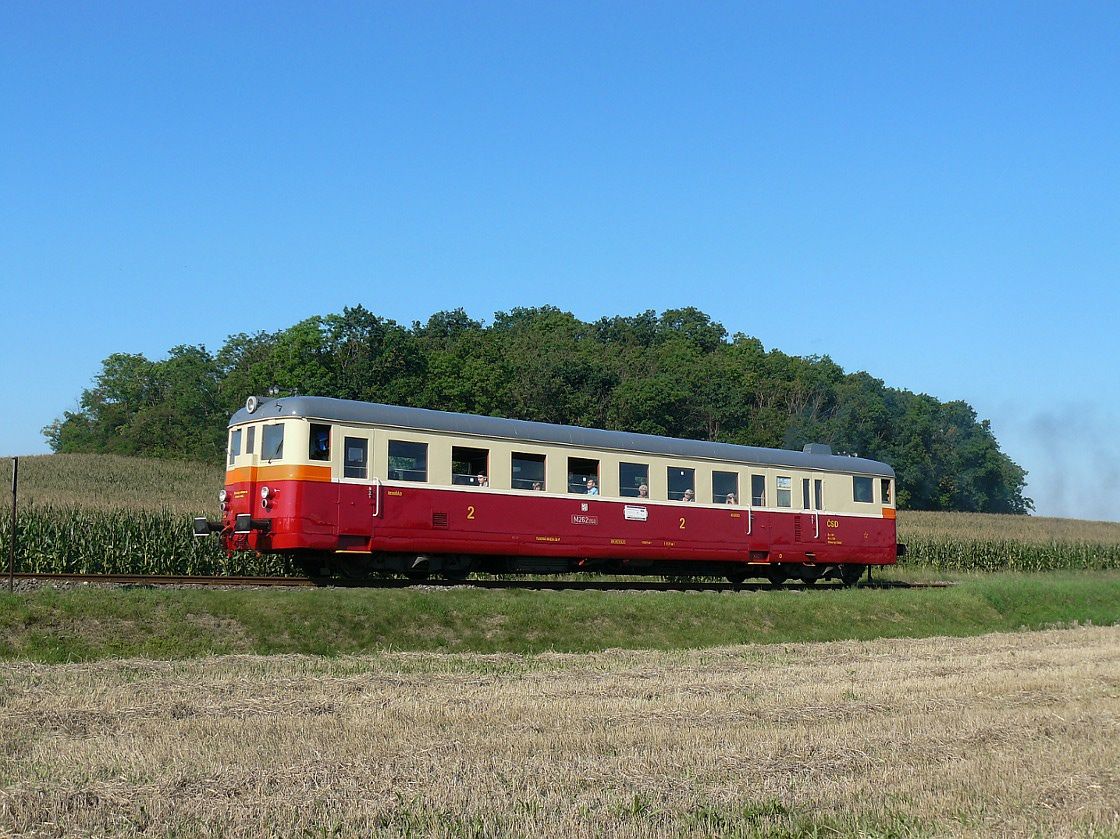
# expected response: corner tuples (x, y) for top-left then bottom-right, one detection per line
(1, 572), (1118, 663)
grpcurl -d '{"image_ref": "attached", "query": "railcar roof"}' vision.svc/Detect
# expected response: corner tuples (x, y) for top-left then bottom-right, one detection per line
(231, 396), (895, 477)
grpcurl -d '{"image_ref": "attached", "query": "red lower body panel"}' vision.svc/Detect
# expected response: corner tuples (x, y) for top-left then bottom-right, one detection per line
(220, 480), (898, 567)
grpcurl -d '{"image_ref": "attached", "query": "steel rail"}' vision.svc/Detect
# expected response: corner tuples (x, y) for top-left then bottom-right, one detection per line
(11, 572), (950, 591)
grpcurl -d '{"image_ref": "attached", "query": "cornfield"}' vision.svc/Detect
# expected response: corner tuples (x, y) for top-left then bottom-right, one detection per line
(0, 502), (297, 576)
(3, 453), (1119, 575)
(900, 536), (1120, 573)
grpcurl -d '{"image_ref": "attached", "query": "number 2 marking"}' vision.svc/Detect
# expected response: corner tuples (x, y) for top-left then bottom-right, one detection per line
(467, 506), (475, 520)
(679, 517), (686, 529)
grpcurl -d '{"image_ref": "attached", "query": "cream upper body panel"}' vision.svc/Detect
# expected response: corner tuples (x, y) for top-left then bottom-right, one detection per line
(227, 398), (896, 517)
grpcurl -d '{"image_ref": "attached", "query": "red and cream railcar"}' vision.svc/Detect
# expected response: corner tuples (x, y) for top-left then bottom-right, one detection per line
(196, 396), (902, 584)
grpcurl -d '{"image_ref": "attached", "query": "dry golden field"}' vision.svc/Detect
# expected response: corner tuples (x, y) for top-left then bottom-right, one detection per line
(2, 626), (1118, 838)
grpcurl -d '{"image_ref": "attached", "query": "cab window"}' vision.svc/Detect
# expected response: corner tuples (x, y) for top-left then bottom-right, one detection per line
(389, 440), (428, 482)
(246, 426), (256, 456)
(262, 424), (284, 461)
(854, 476), (874, 503)
(309, 424), (331, 461)
(228, 429), (242, 465)
(881, 478), (893, 504)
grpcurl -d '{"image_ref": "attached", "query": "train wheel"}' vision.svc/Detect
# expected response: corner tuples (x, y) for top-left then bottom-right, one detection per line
(767, 569), (786, 588)
(839, 565), (864, 587)
(726, 571), (747, 586)
(405, 570), (430, 582)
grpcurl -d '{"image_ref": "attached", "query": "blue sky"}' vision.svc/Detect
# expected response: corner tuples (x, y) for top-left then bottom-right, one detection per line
(2, 2), (1117, 520)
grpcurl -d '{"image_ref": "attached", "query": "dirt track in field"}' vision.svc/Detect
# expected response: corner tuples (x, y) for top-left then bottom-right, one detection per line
(2, 626), (1119, 837)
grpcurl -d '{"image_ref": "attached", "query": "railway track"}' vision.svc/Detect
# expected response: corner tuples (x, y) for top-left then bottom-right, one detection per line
(8, 572), (952, 591)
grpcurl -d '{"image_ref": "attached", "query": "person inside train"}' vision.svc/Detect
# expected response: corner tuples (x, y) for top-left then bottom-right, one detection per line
(586, 478), (599, 496)
(476, 473), (488, 487)
(531, 481), (543, 491)
(637, 484), (649, 498)
(725, 492), (736, 505)
(311, 427), (330, 460)
(682, 488), (695, 502)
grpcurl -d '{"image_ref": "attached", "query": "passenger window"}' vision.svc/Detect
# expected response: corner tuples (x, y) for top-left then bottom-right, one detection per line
(751, 474), (766, 506)
(776, 476), (792, 508)
(246, 426), (255, 456)
(568, 457), (600, 495)
(802, 478), (810, 509)
(389, 440), (428, 482)
(815, 479), (824, 510)
(228, 429), (242, 466)
(668, 466), (695, 501)
(309, 423), (331, 461)
(452, 447), (490, 486)
(881, 478), (892, 504)
(853, 476), (874, 503)
(619, 462), (649, 498)
(344, 437), (368, 479)
(512, 452), (546, 490)
(262, 424), (284, 461)
(713, 471), (738, 504)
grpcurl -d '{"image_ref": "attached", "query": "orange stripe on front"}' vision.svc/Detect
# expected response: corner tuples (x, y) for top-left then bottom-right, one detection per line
(226, 464), (333, 483)
(881, 507), (897, 519)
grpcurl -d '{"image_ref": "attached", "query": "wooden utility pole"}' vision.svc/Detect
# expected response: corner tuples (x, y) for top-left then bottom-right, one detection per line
(9, 458), (16, 593)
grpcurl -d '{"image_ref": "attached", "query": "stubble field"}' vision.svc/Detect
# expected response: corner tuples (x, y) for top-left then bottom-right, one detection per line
(2, 625), (1118, 838)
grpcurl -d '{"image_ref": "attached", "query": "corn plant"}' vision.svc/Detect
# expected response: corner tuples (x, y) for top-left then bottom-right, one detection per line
(900, 536), (1120, 573)
(0, 501), (299, 576)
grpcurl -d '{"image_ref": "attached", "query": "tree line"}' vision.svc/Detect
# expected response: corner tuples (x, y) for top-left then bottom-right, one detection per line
(44, 305), (1033, 513)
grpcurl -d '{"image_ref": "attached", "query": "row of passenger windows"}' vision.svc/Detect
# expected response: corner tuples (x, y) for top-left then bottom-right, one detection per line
(229, 423), (891, 506)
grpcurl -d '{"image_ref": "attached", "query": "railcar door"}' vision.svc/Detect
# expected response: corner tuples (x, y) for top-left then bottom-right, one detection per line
(798, 476), (825, 546)
(336, 435), (377, 546)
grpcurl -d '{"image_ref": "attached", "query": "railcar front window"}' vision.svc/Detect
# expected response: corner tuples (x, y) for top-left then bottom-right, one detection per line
(246, 426), (255, 456)
(344, 437), (368, 479)
(751, 474), (766, 506)
(568, 457), (600, 494)
(881, 478), (892, 504)
(854, 476), (874, 503)
(309, 424), (331, 461)
(228, 429), (242, 466)
(619, 462), (648, 497)
(713, 471), (738, 504)
(389, 440), (428, 482)
(262, 424), (284, 461)
(512, 452), (546, 490)
(776, 476), (792, 508)
(452, 447), (490, 486)
(668, 466), (695, 501)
